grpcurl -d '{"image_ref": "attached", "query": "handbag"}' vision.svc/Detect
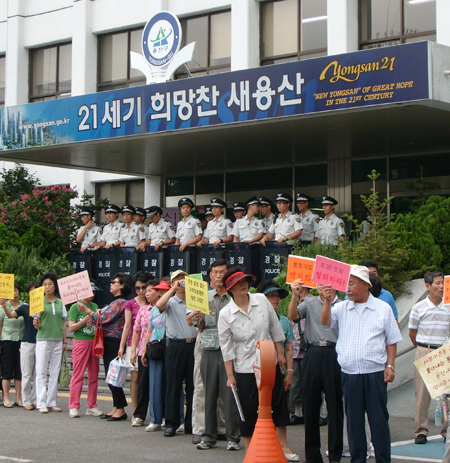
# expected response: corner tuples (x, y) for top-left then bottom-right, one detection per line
(105, 357), (129, 388)
(92, 315), (104, 357)
(58, 351), (71, 388)
(146, 337), (166, 360)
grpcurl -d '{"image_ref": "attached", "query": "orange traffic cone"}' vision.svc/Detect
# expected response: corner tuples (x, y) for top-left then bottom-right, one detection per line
(243, 340), (287, 463)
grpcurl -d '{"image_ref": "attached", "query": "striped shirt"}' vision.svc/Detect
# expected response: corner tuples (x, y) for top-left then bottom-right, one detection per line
(327, 294), (402, 375)
(408, 296), (450, 346)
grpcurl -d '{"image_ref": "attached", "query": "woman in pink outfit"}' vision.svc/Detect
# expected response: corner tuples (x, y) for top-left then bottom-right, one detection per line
(67, 282), (103, 418)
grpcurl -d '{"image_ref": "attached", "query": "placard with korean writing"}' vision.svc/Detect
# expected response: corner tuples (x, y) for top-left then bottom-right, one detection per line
(29, 286), (45, 316)
(0, 273), (15, 299)
(414, 342), (450, 399)
(312, 255), (351, 292)
(444, 276), (450, 304)
(185, 275), (209, 314)
(57, 270), (93, 306)
(286, 255), (317, 288)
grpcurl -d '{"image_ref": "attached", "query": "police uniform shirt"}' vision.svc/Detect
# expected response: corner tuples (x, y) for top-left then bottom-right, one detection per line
(268, 211), (303, 241)
(262, 212), (276, 234)
(316, 213), (345, 245)
(204, 215), (233, 243)
(101, 220), (122, 245)
(119, 223), (146, 247)
(175, 215), (202, 244)
(77, 225), (101, 247)
(299, 209), (320, 242)
(147, 217), (175, 243)
(231, 215), (264, 242)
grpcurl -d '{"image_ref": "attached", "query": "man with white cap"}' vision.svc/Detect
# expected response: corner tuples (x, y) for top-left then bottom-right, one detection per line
(315, 196), (345, 246)
(321, 265), (402, 463)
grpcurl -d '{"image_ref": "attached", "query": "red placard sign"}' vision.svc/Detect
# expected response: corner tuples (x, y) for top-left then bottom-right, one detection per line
(312, 255), (351, 292)
(286, 255), (317, 288)
(444, 276), (450, 305)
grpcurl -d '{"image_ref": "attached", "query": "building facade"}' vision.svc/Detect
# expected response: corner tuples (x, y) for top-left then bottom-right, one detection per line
(0, 0), (449, 222)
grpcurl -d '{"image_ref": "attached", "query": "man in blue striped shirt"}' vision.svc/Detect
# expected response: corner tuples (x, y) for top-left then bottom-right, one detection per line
(321, 265), (402, 463)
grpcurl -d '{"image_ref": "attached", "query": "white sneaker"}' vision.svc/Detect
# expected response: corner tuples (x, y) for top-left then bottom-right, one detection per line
(132, 417), (143, 427)
(145, 423), (161, 432)
(227, 441), (240, 451)
(176, 423), (185, 434)
(342, 451), (351, 457)
(48, 406), (62, 412)
(86, 407), (103, 417)
(69, 408), (80, 418)
(38, 407), (48, 414)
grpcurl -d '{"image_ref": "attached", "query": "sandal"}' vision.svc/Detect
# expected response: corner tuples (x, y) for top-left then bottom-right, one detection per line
(24, 405), (34, 411)
(3, 401), (13, 408)
(14, 401), (23, 407)
(284, 453), (301, 462)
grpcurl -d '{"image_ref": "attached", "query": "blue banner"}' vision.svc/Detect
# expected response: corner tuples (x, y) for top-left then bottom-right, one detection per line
(0, 42), (429, 150)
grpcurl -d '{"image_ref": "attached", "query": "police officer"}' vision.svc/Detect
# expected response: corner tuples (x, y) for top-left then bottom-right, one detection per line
(99, 204), (122, 249)
(259, 196), (276, 235)
(314, 196), (345, 246)
(231, 196), (264, 244)
(175, 198), (203, 252)
(296, 193), (319, 245)
(205, 207), (214, 222)
(134, 207), (148, 230)
(199, 198), (233, 248)
(145, 206), (176, 250)
(76, 206), (101, 253)
(118, 204), (146, 250)
(261, 193), (302, 246)
(232, 202), (246, 220)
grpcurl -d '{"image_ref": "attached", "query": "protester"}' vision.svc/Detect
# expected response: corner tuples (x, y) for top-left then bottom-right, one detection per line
(129, 279), (159, 427)
(78, 273), (132, 421)
(218, 266), (287, 452)
(68, 281), (103, 418)
(0, 282), (25, 407)
(1, 281), (39, 410)
(33, 273), (67, 413)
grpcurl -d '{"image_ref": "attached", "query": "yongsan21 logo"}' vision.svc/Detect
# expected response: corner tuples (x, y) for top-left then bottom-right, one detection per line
(142, 11), (182, 68)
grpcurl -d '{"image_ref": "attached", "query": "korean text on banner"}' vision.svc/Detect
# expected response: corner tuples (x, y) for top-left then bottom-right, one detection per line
(57, 270), (93, 306)
(414, 342), (450, 399)
(0, 274), (15, 299)
(312, 255), (351, 293)
(286, 255), (317, 288)
(29, 286), (45, 316)
(185, 275), (209, 315)
(444, 276), (450, 305)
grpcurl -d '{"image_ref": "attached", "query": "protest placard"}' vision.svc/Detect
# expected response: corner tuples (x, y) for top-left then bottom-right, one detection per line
(57, 270), (93, 306)
(286, 255), (317, 288)
(185, 275), (209, 314)
(312, 255), (351, 293)
(414, 342), (450, 399)
(444, 276), (450, 304)
(29, 286), (45, 316)
(0, 274), (14, 299)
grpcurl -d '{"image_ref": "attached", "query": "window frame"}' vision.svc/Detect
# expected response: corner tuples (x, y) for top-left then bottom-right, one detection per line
(175, 9), (232, 79)
(0, 55), (5, 106)
(97, 27), (146, 92)
(260, 0), (328, 66)
(358, 0), (436, 49)
(29, 42), (72, 103)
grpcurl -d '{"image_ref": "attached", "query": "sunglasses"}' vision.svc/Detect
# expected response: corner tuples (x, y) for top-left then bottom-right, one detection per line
(135, 285), (147, 291)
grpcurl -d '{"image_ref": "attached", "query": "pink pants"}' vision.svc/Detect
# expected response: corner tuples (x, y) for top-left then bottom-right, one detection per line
(69, 339), (99, 410)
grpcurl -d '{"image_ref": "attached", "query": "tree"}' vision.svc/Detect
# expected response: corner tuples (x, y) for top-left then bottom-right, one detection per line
(0, 164), (40, 202)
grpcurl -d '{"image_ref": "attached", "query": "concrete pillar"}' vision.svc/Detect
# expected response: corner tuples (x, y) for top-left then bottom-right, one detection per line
(327, 129), (352, 214)
(71, 0), (97, 96)
(231, 0), (260, 71)
(5, 0), (28, 105)
(436, 0), (450, 47)
(148, 0), (168, 17)
(327, 0), (358, 56)
(144, 175), (164, 207)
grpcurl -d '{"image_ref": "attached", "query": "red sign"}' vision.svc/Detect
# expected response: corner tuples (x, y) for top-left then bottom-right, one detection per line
(286, 255), (317, 288)
(444, 276), (450, 305)
(312, 255), (351, 292)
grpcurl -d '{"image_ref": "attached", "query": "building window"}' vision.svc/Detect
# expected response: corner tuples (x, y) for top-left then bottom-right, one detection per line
(261, 0), (327, 65)
(0, 56), (5, 106)
(359, 0), (436, 49)
(29, 43), (72, 102)
(175, 10), (231, 79)
(98, 28), (145, 91)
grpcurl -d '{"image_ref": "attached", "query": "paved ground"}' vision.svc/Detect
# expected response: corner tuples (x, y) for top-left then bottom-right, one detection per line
(0, 379), (446, 463)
